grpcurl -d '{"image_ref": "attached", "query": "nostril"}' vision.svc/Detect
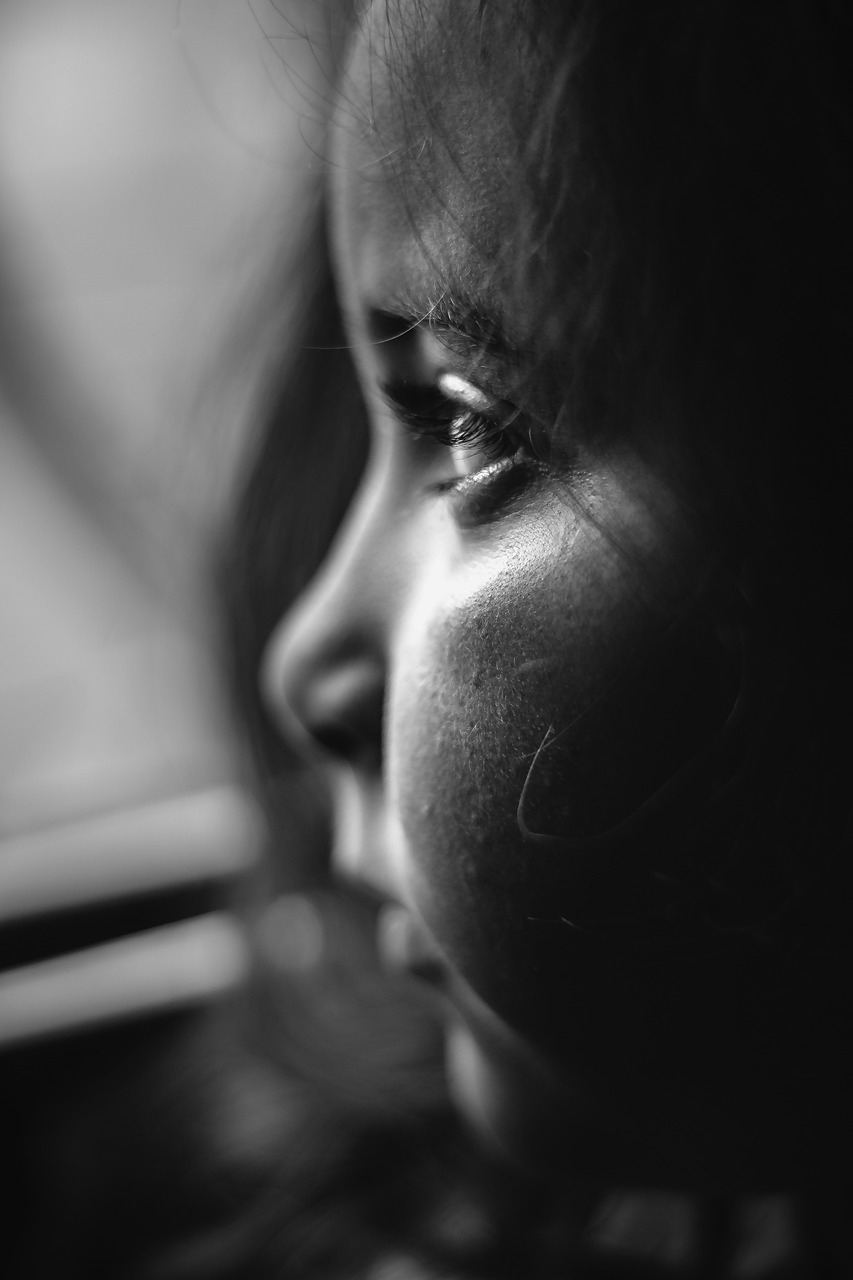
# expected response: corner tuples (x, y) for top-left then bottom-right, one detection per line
(264, 643), (385, 769)
(312, 722), (380, 768)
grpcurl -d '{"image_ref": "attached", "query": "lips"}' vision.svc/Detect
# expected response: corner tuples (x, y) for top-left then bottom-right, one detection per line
(376, 901), (446, 984)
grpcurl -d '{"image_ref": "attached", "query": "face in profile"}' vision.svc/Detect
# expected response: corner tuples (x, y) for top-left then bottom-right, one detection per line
(263, 1), (811, 1189)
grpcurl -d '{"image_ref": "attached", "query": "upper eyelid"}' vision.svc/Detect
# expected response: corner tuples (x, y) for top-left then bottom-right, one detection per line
(363, 305), (517, 403)
(377, 373), (515, 434)
(436, 374), (537, 438)
(422, 370), (521, 429)
(378, 372), (543, 446)
(437, 372), (503, 416)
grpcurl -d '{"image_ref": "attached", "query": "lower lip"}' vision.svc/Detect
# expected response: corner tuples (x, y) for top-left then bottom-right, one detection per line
(376, 902), (447, 986)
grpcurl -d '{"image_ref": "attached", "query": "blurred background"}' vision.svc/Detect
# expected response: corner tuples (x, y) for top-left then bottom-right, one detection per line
(0, 0), (322, 835)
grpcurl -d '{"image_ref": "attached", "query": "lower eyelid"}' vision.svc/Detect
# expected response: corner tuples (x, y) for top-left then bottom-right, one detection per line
(431, 454), (515, 495)
(441, 455), (546, 525)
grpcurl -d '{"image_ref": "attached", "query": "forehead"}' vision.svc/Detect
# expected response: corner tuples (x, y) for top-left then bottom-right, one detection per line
(330, 0), (560, 347)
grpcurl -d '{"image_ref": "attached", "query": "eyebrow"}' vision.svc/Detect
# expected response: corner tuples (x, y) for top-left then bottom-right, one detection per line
(367, 287), (524, 365)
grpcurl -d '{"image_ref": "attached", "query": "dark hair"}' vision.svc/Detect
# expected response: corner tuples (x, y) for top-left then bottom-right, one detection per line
(384, 0), (853, 523)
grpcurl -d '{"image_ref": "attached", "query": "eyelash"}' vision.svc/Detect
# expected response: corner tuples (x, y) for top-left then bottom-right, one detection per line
(380, 382), (523, 465)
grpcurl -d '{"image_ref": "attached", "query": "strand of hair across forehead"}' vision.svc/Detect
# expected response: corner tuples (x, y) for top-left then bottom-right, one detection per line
(301, 289), (450, 352)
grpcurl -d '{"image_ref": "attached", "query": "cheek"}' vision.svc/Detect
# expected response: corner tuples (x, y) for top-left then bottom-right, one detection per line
(385, 506), (726, 1039)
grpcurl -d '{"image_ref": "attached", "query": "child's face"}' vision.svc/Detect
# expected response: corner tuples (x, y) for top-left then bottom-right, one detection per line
(265, 2), (800, 1187)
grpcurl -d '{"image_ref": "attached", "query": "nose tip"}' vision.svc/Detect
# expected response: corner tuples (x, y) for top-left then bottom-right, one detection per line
(261, 621), (385, 769)
(262, 619), (398, 901)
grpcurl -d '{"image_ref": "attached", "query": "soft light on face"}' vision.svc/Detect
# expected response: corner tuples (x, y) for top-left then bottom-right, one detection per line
(263, 0), (809, 1189)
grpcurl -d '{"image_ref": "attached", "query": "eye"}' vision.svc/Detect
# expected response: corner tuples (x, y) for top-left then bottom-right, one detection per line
(380, 372), (545, 485)
(435, 374), (523, 478)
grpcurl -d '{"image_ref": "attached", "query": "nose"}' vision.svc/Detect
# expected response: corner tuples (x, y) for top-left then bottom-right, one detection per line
(260, 462), (392, 774)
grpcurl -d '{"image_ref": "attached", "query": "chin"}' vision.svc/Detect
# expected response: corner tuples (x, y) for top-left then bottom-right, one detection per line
(440, 1006), (774, 1192)
(441, 1009), (615, 1182)
(445, 1020), (511, 1152)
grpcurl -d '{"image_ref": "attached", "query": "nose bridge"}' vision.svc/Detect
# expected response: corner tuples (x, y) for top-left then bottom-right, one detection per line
(261, 453), (398, 763)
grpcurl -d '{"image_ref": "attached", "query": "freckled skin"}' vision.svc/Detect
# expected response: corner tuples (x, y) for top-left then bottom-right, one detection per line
(266, 1), (818, 1188)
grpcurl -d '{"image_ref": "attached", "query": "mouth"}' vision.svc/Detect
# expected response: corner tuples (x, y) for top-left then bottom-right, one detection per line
(376, 901), (448, 988)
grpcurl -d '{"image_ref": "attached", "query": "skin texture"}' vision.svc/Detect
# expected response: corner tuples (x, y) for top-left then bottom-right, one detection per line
(263, 1), (819, 1189)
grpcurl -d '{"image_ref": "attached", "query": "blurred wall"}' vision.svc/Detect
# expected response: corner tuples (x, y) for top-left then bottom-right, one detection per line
(0, 0), (320, 832)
